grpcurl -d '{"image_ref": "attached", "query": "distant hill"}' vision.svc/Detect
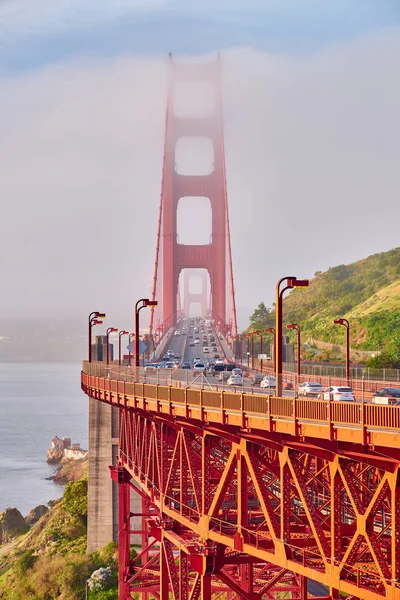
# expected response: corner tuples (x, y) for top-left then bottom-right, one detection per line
(248, 248), (400, 366)
(0, 318), (86, 362)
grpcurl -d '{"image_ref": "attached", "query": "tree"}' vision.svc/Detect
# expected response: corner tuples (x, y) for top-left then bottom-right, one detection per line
(249, 302), (270, 327)
(64, 479), (88, 517)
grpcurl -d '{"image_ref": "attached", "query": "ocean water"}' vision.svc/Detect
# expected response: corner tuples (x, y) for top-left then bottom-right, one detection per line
(0, 363), (88, 516)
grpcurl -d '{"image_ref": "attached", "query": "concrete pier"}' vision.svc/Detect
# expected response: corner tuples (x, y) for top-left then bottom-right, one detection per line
(87, 398), (141, 553)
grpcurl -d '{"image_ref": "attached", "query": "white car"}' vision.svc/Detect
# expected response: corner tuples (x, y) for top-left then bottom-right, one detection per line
(193, 363), (206, 373)
(320, 386), (355, 401)
(260, 376), (277, 389)
(144, 363), (157, 374)
(215, 358), (224, 366)
(227, 375), (243, 386)
(298, 382), (324, 397)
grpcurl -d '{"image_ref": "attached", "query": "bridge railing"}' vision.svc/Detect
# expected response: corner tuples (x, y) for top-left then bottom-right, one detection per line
(82, 362), (400, 448)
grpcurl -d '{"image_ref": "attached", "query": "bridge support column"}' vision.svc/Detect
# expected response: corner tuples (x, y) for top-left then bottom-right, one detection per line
(110, 466), (131, 600)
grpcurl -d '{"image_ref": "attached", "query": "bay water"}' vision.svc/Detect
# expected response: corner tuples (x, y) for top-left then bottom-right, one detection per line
(0, 363), (88, 516)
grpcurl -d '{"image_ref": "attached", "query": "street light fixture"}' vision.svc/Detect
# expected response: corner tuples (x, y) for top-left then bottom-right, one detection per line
(106, 327), (118, 365)
(287, 323), (301, 377)
(334, 318), (350, 383)
(276, 277), (309, 396)
(135, 299), (158, 368)
(88, 312), (106, 363)
(118, 330), (130, 366)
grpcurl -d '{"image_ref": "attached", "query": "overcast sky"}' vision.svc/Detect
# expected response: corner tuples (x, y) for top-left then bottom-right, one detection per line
(1, 1), (399, 331)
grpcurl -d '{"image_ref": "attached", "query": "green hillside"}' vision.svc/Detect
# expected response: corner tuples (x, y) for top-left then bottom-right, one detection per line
(0, 479), (120, 599)
(248, 248), (400, 367)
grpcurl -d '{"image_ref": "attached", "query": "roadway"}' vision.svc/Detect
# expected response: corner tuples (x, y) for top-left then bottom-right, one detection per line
(151, 319), (383, 402)
(151, 318), (284, 395)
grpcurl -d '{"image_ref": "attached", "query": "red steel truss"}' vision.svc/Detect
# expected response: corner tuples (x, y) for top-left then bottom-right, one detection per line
(82, 368), (400, 600)
(149, 54), (238, 337)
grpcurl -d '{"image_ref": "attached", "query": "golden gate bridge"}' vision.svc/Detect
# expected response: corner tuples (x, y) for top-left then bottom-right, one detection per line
(81, 55), (400, 600)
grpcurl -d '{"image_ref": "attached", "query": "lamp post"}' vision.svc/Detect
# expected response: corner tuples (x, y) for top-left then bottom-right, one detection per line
(236, 334), (242, 364)
(254, 330), (263, 371)
(334, 318), (350, 382)
(118, 330), (129, 366)
(276, 277), (309, 396)
(106, 327), (118, 365)
(265, 328), (275, 372)
(287, 323), (301, 378)
(88, 312), (106, 363)
(128, 333), (134, 366)
(246, 351), (250, 369)
(135, 299), (158, 368)
(248, 333), (255, 369)
(232, 335), (238, 361)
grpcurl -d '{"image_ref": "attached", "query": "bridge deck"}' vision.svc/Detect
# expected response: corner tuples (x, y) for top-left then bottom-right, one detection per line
(82, 362), (400, 453)
(82, 362), (400, 600)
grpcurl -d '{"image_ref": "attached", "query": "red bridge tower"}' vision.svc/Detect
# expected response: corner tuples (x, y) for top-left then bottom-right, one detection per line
(150, 54), (237, 336)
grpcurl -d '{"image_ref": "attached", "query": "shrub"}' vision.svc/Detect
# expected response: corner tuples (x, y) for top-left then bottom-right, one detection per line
(87, 567), (113, 591)
(15, 549), (37, 575)
(63, 480), (88, 517)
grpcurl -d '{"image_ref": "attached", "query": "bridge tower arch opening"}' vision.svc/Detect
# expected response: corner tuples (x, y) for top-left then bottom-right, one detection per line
(149, 54), (237, 337)
(180, 268), (209, 319)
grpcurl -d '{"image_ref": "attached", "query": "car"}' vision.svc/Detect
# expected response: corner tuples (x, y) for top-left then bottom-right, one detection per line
(232, 368), (242, 376)
(204, 347), (210, 353)
(372, 388), (400, 405)
(193, 363), (206, 373)
(250, 373), (264, 386)
(214, 354), (220, 359)
(189, 342), (195, 347)
(298, 382), (324, 397)
(167, 350), (174, 356)
(194, 357), (201, 363)
(218, 371), (230, 381)
(215, 358), (224, 365)
(144, 363), (157, 374)
(214, 363), (225, 372)
(164, 362), (175, 369)
(194, 339), (200, 345)
(260, 376), (277, 389)
(181, 362), (191, 369)
(174, 354), (181, 360)
(188, 335), (193, 338)
(320, 386), (355, 401)
(162, 354), (169, 361)
(225, 364), (236, 371)
(227, 375), (243, 386)
(174, 331), (180, 336)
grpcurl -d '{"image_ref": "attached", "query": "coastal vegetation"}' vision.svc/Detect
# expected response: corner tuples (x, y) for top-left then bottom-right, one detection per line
(0, 477), (121, 599)
(248, 248), (400, 367)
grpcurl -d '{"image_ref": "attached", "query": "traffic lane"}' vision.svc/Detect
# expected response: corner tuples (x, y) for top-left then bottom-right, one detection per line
(144, 368), (376, 402)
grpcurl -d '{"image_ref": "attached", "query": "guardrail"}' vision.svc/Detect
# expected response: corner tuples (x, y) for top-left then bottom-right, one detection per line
(81, 362), (400, 450)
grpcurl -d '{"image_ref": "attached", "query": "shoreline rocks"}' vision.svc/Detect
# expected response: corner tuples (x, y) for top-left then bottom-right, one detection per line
(47, 456), (88, 486)
(0, 508), (28, 544)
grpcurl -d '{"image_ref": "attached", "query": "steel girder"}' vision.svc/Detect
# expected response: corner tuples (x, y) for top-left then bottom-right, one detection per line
(113, 406), (400, 600)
